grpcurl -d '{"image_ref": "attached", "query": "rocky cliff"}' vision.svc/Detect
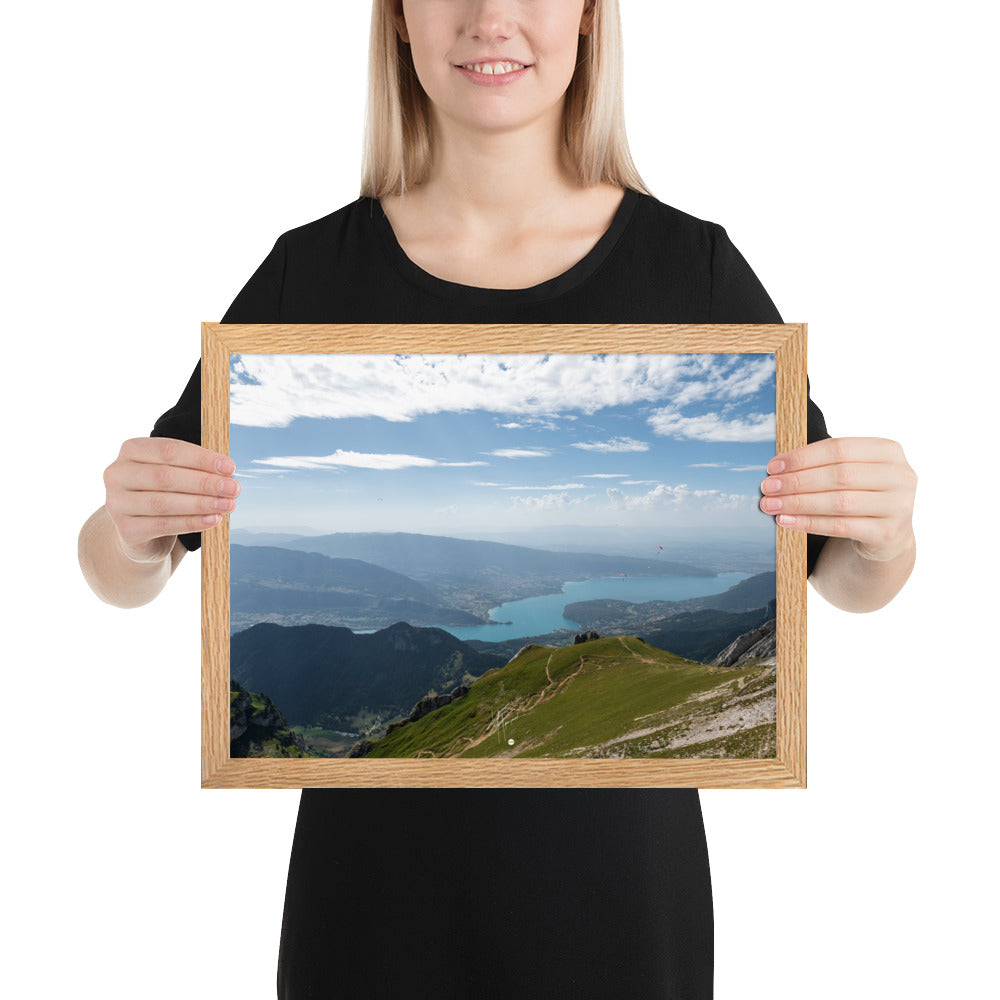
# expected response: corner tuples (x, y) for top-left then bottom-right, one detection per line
(711, 617), (777, 669)
(230, 679), (309, 757)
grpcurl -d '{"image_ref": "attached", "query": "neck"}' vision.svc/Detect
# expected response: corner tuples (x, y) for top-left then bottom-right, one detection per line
(408, 108), (583, 231)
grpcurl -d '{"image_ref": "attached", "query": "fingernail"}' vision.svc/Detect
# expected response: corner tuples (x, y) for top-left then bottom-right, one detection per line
(202, 514), (222, 527)
(777, 514), (796, 526)
(218, 478), (239, 496)
(768, 459), (786, 474)
(761, 478), (782, 493)
(215, 457), (236, 475)
(761, 497), (782, 512)
(214, 497), (236, 512)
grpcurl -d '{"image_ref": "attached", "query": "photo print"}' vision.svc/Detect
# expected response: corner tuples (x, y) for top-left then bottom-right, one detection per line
(200, 325), (807, 788)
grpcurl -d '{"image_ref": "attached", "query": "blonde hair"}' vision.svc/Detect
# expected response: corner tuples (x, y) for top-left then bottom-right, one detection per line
(360, 0), (651, 198)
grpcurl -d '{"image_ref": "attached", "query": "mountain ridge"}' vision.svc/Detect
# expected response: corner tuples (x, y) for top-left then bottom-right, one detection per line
(279, 531), (712, 580)
(229, 620), (506, 737)
(356, 633), (776, 760)
(230, 544), (484, 631)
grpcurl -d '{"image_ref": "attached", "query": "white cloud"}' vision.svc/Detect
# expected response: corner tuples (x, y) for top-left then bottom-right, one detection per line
(577, 473), (630, 479)
(490, 448), (552, 459)
(496, 415), (562, 431)
(472, 479), (589, 490)
(252, 450), (488, 471)
(570, 436), (649, 453)
(501, 483), (588, 491)
(606, 484), (748, 512)
(607, 485), (687, 509)
(510, 492), (595, 511)
(229, 353), (773, 428)
(686, 462), (766, 471)
(667, 356), (776, 408)
(647, 408), (775, 442)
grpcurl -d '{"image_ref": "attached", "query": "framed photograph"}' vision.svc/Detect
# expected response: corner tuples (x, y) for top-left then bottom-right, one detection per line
(202, 324), (807, 789)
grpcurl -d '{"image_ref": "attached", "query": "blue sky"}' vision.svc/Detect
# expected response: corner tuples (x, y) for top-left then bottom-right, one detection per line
(229, 353), (776, 536)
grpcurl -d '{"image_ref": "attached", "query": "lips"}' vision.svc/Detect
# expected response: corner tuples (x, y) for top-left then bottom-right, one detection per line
(454, 61), (532, 87)
(456, 60), (529, 75)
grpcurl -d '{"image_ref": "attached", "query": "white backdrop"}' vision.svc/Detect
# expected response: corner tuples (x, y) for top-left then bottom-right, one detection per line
(4, 2), (996, 996)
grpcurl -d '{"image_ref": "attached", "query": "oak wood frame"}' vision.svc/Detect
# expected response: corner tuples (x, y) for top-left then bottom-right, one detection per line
(202, 323), (807, 789)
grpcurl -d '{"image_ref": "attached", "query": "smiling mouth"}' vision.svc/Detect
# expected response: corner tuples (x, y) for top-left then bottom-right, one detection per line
(456, 61), (529, 76)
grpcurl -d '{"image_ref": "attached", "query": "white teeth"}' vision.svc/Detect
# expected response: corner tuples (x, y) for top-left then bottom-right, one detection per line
(463, 61), (525, 75)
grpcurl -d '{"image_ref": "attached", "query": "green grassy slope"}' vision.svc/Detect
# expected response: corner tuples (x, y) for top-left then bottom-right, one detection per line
(364, 635), (775, 760)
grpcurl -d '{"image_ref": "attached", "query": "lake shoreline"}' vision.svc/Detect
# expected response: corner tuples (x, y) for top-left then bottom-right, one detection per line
(435, 572), (753, 644)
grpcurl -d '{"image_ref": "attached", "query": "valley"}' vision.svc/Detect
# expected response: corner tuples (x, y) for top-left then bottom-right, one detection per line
(226, 531), (778, 760)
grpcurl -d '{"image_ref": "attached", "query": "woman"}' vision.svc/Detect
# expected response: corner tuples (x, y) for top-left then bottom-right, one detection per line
(79, 1), (916, 995)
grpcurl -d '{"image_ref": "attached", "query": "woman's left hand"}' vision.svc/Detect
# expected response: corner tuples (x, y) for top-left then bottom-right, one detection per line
(759, 437), (917, 562)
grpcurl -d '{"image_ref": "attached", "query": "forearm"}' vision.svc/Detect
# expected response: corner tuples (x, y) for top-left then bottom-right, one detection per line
(78, 506), (187, 609)
(808, 532), (916, 613)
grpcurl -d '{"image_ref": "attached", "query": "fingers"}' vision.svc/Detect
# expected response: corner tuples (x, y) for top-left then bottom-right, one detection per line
(767, 513), (898, 558)
(115, 513), (228, 555)
(104, 437), (240, 556)
(106, 460), (241, 501)
(110, 489), (239, 519)
(118, 437), (236, 476)
(764, 514), (895, 552)
(759, 489), (897, 519)
(762, 436), (917, 562)
(761, 462), (902, 497)
(767, 437), (905, 475)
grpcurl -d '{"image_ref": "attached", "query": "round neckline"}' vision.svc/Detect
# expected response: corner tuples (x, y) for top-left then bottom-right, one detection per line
(368, 188), (639, 304)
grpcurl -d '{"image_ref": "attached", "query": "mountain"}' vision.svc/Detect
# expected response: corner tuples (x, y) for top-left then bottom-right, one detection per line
(230, 544), (484, 631)
(229, 621), (506, 735)
(231, 530), (316, 547)
(279, 532), (711, 583)
(232, 544), (438, 600)
(443, 525), (775, 573)
(637, 605), (774, 663)
(265, 532), (712, 621)
(563, 571), (776, 633)
(354, 634), (777, 760)
(693, 571), (776, 611)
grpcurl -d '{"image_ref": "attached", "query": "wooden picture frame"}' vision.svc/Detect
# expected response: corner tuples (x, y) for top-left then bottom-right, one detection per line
(202, 324), (807, 789)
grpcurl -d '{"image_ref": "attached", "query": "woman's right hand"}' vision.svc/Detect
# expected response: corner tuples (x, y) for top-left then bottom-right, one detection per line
(103, 437), (240, 562)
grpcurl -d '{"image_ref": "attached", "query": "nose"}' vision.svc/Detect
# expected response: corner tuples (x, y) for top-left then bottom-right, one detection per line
(464, 0), (517, 42)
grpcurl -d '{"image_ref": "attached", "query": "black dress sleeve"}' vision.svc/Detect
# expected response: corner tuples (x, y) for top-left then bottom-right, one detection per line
(710, 225), (831, 577)
(149, 234), (287, 551)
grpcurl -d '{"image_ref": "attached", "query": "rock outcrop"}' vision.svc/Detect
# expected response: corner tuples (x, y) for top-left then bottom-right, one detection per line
(711, 618), (776, 669)
(347, 739), (376, 759)
(347, 682), (471, 757)
(230, 679), (308, 757)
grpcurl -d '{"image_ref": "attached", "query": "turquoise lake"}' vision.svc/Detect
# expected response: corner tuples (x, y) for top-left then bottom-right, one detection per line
(438, 572), (752, 643)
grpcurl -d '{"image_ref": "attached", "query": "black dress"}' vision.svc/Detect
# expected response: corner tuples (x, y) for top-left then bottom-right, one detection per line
(153, 188), (829, 999)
